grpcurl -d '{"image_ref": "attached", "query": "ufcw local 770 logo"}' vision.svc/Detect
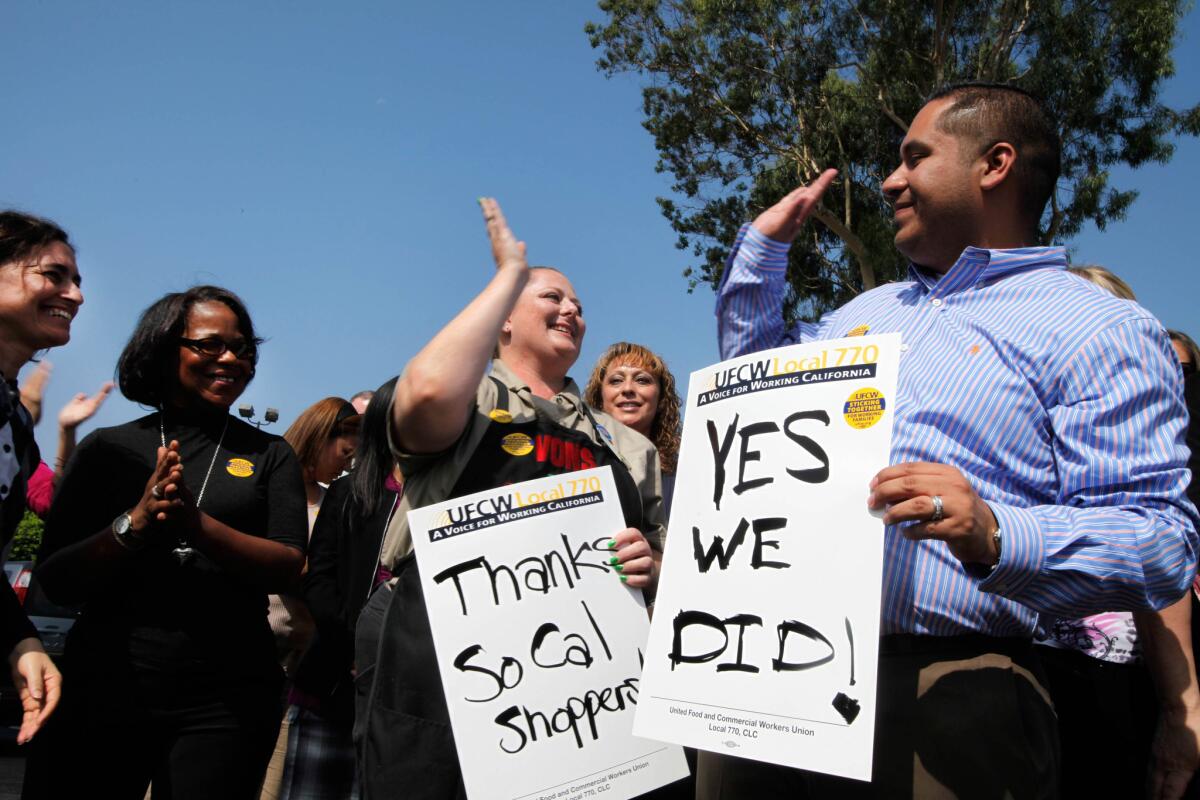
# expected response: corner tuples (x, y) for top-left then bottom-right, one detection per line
(703, 343), (883, 392)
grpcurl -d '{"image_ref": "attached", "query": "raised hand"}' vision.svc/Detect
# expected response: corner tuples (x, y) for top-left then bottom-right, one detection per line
(479, 197), (528, 274)
(58, 381), (114, 431)
(752, 168), (839, 244)
(18, 361), (52, 427)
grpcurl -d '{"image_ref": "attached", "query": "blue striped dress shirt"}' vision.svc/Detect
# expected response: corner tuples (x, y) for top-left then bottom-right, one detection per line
(717, 223), (1199, 637)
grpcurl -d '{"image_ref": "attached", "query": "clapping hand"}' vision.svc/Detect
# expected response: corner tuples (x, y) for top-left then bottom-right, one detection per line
(18, 362), (52, 426)
(130, 441), (186, 539)
(58, 381), (114, 431)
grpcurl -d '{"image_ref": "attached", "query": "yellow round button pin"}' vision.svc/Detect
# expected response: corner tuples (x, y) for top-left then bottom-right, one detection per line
(843, 388), (886, 429)
(226, 458), (256, 478)
(489, 409), (513, 424)
(500, 432), (533, 456)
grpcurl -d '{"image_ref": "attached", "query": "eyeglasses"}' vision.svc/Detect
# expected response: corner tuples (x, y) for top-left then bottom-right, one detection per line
(178, 336), (257, 360)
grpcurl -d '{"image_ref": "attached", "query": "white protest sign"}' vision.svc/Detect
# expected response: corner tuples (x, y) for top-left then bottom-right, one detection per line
(634, 334), (900, 781)
(410, 466), (690, 800)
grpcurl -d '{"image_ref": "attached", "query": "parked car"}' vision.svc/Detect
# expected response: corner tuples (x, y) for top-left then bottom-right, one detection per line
(0, 561), (77, 742)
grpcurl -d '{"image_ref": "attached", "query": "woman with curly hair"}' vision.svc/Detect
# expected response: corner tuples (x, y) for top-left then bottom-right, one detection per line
(585, 342), (682, 517)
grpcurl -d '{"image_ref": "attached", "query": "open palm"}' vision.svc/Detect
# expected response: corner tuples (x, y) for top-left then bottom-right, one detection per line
(58, 382), (114, 431)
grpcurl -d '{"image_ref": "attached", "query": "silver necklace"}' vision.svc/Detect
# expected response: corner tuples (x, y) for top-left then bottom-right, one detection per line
(160, 413), (229, 565)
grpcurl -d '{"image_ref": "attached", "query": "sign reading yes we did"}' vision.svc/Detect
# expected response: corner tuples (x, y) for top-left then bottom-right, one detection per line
(635, 334), (900, 781)
(410, 466), (689, 800)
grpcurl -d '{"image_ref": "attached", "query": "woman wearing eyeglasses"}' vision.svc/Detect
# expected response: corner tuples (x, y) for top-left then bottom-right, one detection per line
(27, 285), (307, 800)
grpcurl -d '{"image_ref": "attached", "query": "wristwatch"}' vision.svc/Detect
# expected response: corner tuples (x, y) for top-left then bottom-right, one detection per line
(112, 511), (146, 551)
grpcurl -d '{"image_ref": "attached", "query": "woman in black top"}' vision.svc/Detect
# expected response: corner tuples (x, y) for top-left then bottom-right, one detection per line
(28, 285), (307, 800)
(0, 211), (79, 744)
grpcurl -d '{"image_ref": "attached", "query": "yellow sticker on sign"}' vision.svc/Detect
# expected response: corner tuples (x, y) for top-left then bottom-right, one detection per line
(226, 458), (255, 478)
(489, 409), (513, 424)
(843, 388), (886, 429)
(500, 432), (534, 456)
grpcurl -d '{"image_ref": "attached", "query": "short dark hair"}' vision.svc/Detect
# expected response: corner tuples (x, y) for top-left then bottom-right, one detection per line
(927, 83), (1061, 227)
(0, 211), (72, 267)
(1169, 330), (1200, 368)
(117, 285), (263, 408)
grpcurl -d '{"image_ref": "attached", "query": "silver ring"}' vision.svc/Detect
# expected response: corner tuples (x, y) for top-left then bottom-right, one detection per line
(930, 495), (944, 522)
(151, 485), (163, 499)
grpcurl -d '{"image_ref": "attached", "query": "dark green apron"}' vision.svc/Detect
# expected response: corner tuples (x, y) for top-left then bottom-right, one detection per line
(359, 380), (645, 799)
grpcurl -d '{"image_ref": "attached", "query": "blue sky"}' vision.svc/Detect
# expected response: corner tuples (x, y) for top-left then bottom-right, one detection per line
(3, 2), (1198, 456)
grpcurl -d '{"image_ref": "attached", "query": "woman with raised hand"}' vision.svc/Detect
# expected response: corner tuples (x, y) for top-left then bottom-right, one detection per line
(0, 211), (79, 745)
(355, 200), (666, 799)
(28, 285), (307, 799)
(18, 361), (113, 517)
(585, 342), (682, 518)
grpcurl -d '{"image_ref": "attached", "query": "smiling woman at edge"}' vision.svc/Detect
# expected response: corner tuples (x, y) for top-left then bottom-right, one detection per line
(29, 286), (307, 799)
(355, 199), (667, 799)
(0, 212), (80, 746)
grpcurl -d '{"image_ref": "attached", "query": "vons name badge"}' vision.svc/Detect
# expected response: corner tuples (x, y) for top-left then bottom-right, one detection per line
(843, 387), (886, 429)
(226, 458), (255, 477)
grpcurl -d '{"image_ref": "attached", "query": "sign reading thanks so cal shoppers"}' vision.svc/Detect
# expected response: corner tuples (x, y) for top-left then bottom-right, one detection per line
(634, 334), (900, 781)
(410, 466), (690, 800)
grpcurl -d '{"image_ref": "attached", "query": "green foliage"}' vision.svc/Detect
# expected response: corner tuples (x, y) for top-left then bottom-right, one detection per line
(10, 510), (43, 562)
(586, 0), (1199, 320)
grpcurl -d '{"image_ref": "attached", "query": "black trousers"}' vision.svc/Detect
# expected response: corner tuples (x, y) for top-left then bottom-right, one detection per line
(697, 635), (1059, 800)
(22, 650), (281, 800)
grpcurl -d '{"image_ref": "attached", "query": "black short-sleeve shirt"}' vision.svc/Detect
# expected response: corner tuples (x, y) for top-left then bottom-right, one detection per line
(39, 412), (307, 678)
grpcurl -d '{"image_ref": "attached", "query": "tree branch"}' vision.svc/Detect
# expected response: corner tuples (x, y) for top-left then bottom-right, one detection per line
(812, 204), (875, 290)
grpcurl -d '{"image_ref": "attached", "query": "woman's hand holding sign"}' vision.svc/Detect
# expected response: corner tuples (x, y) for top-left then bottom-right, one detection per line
(867, 462), (1001, 567)
(607, 528), (657, 589)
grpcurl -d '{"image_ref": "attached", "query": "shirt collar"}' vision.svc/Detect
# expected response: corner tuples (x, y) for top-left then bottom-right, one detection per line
(489, 359), (582, 404)
(907, 245), (1068, 296)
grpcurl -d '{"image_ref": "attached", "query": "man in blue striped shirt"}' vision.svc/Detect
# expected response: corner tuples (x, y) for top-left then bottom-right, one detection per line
(707, 84), (1199, 798)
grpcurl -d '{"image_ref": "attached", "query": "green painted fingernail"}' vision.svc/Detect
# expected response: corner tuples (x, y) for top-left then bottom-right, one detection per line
(477, 197), (485, 205)
(608, 556), (619, 565)
(606, 540), (616, 550)
(614, 564), (624, 573)
(620, 575), (628, 583)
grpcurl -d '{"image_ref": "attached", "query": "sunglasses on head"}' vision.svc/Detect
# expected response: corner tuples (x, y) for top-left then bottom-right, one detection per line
(178, 336), (257, 360)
